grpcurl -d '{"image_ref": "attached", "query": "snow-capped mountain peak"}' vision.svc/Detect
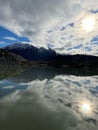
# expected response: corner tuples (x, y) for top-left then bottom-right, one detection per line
(4, 43), (56, 61)
(5, 43), (35, 50)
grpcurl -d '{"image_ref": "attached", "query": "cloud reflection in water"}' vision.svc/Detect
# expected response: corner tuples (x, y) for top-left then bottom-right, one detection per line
(0, 67), (98, 130)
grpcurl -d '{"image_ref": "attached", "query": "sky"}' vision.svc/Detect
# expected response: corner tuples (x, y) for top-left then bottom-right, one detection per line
(0, 26), (30, 47)
(0, 0), (98, 55)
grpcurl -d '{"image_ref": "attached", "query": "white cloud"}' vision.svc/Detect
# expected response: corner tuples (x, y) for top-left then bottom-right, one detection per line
(0, 0), (98, 55)
(0, 41), (5, 44)
(3, 36), (17, 41)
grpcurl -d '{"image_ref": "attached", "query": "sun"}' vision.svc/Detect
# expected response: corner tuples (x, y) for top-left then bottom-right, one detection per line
(81, 16), (95, 32)
(81, 103), (91, 112)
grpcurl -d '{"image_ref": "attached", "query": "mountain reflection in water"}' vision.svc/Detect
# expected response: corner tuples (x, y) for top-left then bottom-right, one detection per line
(0, 66), (98, 130)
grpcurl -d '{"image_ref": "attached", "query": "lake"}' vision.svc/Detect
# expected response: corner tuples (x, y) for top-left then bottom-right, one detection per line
(0, 66), (98, 130)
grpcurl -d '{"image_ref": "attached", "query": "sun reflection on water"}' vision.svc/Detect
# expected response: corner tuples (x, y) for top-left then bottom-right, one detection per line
(78, 100), (93, 115)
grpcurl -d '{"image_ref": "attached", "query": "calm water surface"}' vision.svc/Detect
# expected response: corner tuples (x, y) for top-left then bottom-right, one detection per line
(0, 66), (98, 130)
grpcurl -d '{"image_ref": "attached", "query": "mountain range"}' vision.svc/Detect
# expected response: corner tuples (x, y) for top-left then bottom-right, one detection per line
(0, 48), (28, 66)
(0, 43), (98, 68)
(5, 43), (56, 61)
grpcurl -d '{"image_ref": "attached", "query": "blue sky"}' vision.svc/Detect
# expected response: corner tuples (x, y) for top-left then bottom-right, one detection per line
(90, 9), (98, 14)
(0, 0), (98, 55)
(0, 26), (30, 48)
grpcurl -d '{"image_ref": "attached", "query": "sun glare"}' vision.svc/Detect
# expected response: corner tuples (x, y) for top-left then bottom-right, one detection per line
(82, 16), (95, 32)
(81, 103), (91, 112)
(78, 99), (93, 115)
(79, 101), (93, 114)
